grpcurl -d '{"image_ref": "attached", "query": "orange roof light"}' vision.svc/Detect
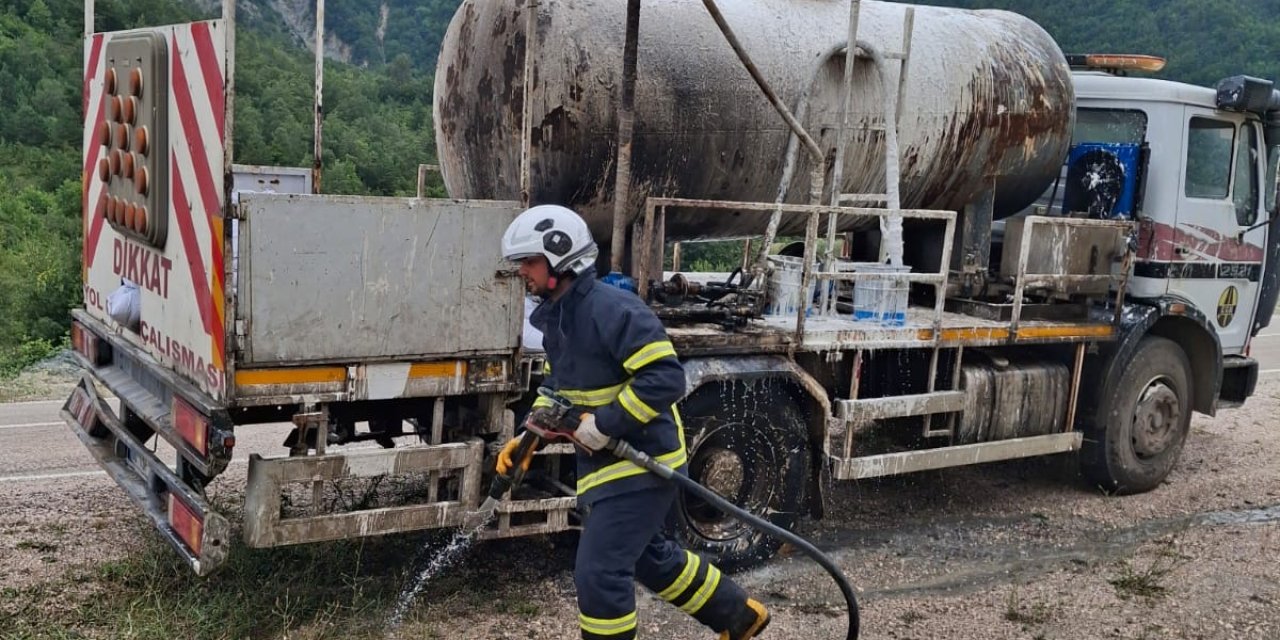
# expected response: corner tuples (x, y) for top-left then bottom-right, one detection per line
(1067, 54), (1166, 74)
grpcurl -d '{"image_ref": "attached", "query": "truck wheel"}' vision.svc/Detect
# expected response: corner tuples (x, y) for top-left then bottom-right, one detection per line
(672, 381), (810, 573)
(1082, 336), (1192, 494)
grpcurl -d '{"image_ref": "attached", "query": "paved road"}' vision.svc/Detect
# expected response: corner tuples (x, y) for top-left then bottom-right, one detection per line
(0, 398), (310, 484)
(1253, 327), (1280, 376)
(2, 325), (1279, 484)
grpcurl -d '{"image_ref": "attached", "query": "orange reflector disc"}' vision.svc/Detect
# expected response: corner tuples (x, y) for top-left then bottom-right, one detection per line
(129, 68), (144, 98)
(115, 123), (131, 152)
(133, 126), (149, 156)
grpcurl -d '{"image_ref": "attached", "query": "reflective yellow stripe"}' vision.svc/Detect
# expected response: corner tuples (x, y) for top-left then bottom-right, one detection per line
(560, 383), (626, 407)
(657, 551), (701, 601)
(579, 611), (637, 636)
(618, 387), (659, 423)
(680, 565), (722, 614)
(532, 396), (555, 409)
(576, 448), (687, 494)
(408, 361), (465, 379)
(623, 340), (678, 373)
(235, 367), (345, 386)
(1016, 325), (1115, 340)
(542, 360), (551, 375)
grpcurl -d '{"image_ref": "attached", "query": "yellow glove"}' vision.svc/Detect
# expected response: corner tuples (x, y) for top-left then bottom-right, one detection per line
(496, 436), (537, 475)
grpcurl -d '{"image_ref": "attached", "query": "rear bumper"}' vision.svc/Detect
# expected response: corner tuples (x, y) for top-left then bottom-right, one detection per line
(62, 375), (231, 575)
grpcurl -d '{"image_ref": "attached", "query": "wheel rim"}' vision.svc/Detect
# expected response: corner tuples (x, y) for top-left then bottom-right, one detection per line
(1130, 377), (1181, 459)
(682, 421), (775, 543)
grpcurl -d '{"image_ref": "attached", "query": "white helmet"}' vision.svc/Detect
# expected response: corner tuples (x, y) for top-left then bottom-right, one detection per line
(501, 204), (599, 276)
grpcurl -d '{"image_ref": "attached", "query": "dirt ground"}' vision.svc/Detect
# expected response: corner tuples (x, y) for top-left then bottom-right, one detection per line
(2, 378), (1278, 639)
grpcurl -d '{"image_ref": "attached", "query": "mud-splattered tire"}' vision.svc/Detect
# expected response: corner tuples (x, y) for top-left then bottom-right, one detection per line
(1082, 336), (1193, 494)
(672, 381), (810, 573)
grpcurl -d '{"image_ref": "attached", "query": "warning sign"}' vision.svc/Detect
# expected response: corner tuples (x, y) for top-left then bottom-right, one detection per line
(1217, 286), (1239, 328)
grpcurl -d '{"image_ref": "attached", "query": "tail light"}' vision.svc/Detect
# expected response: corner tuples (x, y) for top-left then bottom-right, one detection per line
(168, 492), (204, 556)
(71, 321), (112, 366)
(172, 396), (209, 456)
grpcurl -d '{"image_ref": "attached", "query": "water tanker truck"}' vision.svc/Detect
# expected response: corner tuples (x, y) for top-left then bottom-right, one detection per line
(65, 0), (1280, 575)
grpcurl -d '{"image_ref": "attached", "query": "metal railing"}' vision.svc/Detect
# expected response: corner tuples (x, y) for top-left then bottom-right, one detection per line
(636, 197), (957, 346)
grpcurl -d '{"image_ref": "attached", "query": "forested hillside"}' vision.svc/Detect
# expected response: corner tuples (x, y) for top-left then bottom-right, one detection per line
(921, 0), (1280, 87)
(2, 0), (1279, 375)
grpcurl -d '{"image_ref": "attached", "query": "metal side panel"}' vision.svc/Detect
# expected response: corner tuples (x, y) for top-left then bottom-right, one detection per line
(238, 194), (523, 365)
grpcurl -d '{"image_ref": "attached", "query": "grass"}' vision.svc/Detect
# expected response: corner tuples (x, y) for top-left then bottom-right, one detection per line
(1108, 539), (1187, 602)
(0, 366), (77, 403)
(0, 514), (568, 640)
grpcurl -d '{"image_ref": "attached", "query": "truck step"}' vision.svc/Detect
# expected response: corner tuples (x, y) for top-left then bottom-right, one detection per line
(830, 432), (1082, 480)
(836, 390), (965, 423)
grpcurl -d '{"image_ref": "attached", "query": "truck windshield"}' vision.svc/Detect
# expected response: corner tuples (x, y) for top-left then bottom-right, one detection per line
(1073, 108), (1147, 145)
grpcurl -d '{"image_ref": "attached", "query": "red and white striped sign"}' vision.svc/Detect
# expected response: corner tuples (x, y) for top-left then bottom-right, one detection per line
(83, 22), (229, 400)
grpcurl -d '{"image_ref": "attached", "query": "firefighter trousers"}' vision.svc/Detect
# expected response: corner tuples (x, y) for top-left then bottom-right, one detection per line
(576, 484), (749, 639)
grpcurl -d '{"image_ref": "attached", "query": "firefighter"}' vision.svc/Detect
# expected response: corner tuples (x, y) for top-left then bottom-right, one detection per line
(497, 204), (771, 640)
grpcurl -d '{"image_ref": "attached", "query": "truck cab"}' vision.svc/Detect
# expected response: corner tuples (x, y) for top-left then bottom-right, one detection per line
(1061, 58), (1280, 409)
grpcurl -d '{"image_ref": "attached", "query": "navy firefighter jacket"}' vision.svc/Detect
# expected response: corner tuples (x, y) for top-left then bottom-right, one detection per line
(528, 268), (688, 506)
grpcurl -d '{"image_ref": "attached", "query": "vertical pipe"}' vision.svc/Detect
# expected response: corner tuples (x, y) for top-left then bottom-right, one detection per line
(84, 0), (94, 39)
(821, 0), (862, 315)
(610, 0), (642, 274)
(796, 211), (820, 343)
(672, 242), (682, 272)
(829, 0), (861, 209)
(859, 42), (903, 265)
(1065, 342), (1086, 433)
(519, 0), (537, 207)
(895, 8), (915, 128)
(312, 0), (325, 194)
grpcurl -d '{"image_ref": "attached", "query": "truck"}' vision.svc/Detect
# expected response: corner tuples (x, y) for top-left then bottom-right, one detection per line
(64, 0), (1279, 576)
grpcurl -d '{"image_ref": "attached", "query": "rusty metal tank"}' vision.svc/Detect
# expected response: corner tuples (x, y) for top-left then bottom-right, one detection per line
(433, 0), (1074, 242)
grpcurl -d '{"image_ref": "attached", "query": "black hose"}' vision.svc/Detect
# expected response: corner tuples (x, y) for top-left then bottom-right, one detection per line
(611, 441), (860, 640)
